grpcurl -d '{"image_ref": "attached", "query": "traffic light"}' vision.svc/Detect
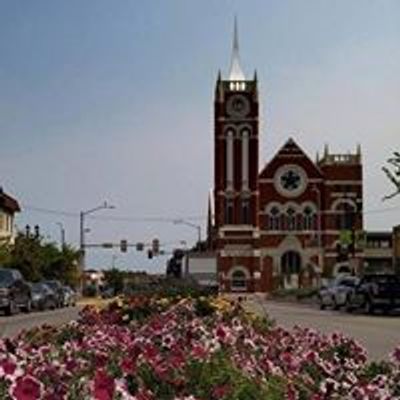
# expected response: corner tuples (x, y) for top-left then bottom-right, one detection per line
(148, 249), (153, 259)
(152, 238), (160, 256)
(34, 225), (40, 239)
(136, 242), (144, 251)
(120, 239), (128, 253)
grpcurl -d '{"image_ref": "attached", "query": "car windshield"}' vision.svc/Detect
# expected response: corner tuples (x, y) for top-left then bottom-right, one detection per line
(0, 270), (14, 285)
(341, 278), (358, 287)
(364, 275), (399, 284)
(32, 283), (45, 293)
(43, 281), (59, 290)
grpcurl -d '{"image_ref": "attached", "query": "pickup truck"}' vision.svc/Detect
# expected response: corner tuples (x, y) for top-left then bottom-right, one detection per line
(346, 274), (400, 314)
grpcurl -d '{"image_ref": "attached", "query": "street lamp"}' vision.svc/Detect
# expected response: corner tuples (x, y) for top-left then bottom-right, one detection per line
(173, 219), (201, 247)
(79, 201), (115, 270)
(311, 185), (322, 268)
(56, 222), (65, 250)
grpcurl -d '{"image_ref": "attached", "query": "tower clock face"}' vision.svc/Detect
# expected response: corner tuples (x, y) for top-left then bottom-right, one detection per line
(226, 94), (250, 118)
(274, 165), (307, 197)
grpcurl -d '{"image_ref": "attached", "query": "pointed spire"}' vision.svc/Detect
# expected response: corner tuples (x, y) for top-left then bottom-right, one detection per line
(228, 17), (245, 81)
(316, 151), (320, 163)
(324, 143), (329, 158)
(216, 70), (224, 102)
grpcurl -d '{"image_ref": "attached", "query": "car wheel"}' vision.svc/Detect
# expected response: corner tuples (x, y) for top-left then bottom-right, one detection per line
(23, 298), (32, 313)
(318, 296), (326, 310)
(345, 296), (353, 313)
(332, 297), (340, 310)
(5, 299), (16, 316)
(364, 297), (374, 315)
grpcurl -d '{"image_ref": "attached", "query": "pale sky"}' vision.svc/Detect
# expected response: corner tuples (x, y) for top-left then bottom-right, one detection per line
(1, 1), (399, 272)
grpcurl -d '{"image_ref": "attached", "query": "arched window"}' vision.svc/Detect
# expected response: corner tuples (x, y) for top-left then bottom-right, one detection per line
(231, 270), (247, 290)
(335, 202), (355, 230)
(225, 199), (234, 224)
(268, 206), (280, 230)
(241, 199), (250, 224)
(281, 251), (301, 275)
(286, 207), (296, 231)
(303, 206), (314, 230)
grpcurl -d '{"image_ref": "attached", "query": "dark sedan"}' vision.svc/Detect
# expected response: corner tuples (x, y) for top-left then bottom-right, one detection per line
(41, 280), (65, 308)
(0, 268), (32, 315)
(31, 283), (58, 311)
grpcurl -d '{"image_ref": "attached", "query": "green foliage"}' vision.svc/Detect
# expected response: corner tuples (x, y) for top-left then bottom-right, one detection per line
(271, 287), (318, 300)
(194, 297), (216, 317)
(2, 232), (80, 286)
(361, 361), (393, 381)
(0, 242), (11, 265)
(185, 352), (284, 400)
(103, 268), (125, 294)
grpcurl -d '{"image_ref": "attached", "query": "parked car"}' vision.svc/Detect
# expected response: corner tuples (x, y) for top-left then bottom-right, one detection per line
(346, 274), (400, 314)
(62, 286), (77, 307)
(41, 280), (65, 308)
(31, 282), (58, 311)
(317, 276), (359, 310)
(101, 287), (115, 299)
(0, 267), (32, 315)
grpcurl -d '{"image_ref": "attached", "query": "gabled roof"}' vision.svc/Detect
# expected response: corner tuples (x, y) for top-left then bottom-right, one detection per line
(0, 187), (21, 213)
(259, 138), (324, 179)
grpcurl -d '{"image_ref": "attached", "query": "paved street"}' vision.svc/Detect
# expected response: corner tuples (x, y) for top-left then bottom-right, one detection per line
(0, 307), (80, 338)
(249, 297), (400, 361)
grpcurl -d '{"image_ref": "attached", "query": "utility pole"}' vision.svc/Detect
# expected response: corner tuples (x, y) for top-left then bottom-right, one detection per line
(173, 219), (202, 249)
(56, 222), (65, 250)
(79, 201), (115, 293)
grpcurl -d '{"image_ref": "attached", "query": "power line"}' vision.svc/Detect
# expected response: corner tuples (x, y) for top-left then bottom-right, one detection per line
(22, 204), (206, 222)
(21, 203), (400, 222)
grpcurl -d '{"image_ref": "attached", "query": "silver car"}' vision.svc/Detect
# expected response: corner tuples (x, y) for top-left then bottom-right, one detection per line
(318, 276), (359, 310)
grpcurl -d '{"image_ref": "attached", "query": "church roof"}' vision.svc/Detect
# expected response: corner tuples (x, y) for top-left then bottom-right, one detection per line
(259, 138), (324, 179)
(228, 17), (245, 81)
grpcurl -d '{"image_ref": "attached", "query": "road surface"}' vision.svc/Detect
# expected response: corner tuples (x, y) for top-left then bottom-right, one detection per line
(249, 297), (400, 361)
(0, 307), (80, 338)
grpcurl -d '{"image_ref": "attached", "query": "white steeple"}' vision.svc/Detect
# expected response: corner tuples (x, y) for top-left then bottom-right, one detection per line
(228, 17), (245, 81)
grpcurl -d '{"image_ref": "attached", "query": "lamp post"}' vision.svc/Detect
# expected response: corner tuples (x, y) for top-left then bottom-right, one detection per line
(56, 222), (65, 250)
(173, 219), (201, 247)
(311, 185), (322, 270)
(79, 201), (115, 271)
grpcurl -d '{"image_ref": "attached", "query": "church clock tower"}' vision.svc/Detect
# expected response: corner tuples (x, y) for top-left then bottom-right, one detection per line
(213, 20), (262, 292)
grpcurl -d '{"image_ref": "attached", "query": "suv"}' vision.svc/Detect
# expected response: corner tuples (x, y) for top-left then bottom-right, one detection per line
(0, 268), (32, 315)
(346, 274), (400, 314)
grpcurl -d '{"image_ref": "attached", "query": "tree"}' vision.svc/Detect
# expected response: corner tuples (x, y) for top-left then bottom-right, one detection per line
(0, 241), (11, 265)
(103, 268), (125, 294)
(4, 232), (80, 287)
(383, 151), (400, 200)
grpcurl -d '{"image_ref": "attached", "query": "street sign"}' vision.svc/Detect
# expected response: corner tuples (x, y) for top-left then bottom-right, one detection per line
(102, 243), (114, 249)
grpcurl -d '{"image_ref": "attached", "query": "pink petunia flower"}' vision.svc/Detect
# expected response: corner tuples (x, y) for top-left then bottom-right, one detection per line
(10, 374), (43, 400)
(92, 369), (115, 400)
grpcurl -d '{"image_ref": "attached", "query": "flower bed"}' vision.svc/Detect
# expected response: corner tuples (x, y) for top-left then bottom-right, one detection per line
(0, 295), (400, 399)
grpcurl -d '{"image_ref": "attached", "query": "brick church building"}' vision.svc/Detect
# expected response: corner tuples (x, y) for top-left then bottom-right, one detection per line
(210, 23), (364, 292)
